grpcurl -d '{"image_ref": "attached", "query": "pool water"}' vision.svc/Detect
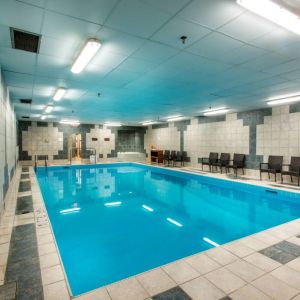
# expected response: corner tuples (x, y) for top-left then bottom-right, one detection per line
(36, 163), (300, 296)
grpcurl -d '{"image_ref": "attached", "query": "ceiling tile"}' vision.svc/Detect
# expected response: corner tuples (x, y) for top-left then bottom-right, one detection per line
(179, 0), (244, 30)
(186, 32), (244, 59)
(105, 0), (171, 38)
(219, 12), (278, 43)
(42, 11), (101, 42)
(100, 69), (141, 88)
(0, 0), (44, 33)
(95, 27), (144, 56)
(3, 71), (34, 89)
(151, 17), (211, 49)
(92, 49), (128, 69)
(263, 58), (300, 75)
(140, 0), (191, 15)
(46, 0), (118, 24)
(0, 25), (12, 48)
(0, 47), (37, 74)
(117, 57), (158, 74)
(132, 41), (179, 63)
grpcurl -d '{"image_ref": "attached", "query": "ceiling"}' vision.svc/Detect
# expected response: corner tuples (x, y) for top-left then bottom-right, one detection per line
(1, 0), (300, 124)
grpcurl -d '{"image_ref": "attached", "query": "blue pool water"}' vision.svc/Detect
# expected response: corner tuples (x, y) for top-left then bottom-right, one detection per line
(36, 163), (300, 296)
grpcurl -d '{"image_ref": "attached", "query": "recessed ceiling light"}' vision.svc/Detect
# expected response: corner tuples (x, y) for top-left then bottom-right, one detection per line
(104, 122), (122, 127)
(203, 108), (229, 116)
(266, 94), (300, 105)
(142, 205), (154, 212)
(40, 115), (46, 120)
(104, 201), (122, 207)
(236, 0), (300, 35)
(71, 38), (101, 74)
(60, 119), (80, 126)
(60, 207), (81, 214)
(53, 88), (66, 101)
(166, 218), (183, 227)
(203, 237), (220, 247)
(45, 105), (53, 113)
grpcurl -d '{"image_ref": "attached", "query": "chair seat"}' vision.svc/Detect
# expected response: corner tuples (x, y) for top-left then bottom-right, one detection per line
(260, 168), (281, 173)
(227, 164), (243, 168)
(282, 170), (299, 176)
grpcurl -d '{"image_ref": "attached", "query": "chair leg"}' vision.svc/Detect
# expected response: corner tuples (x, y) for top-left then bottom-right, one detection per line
(242, 168), (244, 175)
(260, 171), (262, 181)
(298, 176), (299, 186)
(291, 175), (293, 182)
(268, 172), (270, 180)
(274, 173), (276, 182)
(235, 168), (237, 177)
(281, 174), (283, 184)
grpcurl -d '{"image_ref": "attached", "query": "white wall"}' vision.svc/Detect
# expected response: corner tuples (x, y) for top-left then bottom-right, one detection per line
(0, 67), (17, 213)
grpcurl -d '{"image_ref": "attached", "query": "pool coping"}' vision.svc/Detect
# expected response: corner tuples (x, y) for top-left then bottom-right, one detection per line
(2, 163), (300, 299)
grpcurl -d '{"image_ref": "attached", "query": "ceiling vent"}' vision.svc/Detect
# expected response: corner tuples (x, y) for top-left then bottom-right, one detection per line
(21, 116), (30, 119)
(20, 99), (32, 104)
(10, 28), (41, 53)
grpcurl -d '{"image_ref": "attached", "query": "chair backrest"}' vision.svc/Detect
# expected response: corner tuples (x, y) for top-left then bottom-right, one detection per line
(268, 156), (283, 171)
(220, 153), (230, 165)
(176, 151), (183, 160)
(209, 152), (218, 163)
(290, 156), (300, 172)
(233, 154), (245, 167)
(170, 150), (176, 158)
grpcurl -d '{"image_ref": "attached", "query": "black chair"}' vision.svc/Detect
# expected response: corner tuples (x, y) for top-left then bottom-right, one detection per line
(173, 151), (187, 167)
(201, 152), (218, 171)
(260, 155), (283, 182)
(212, 153), (230, 173)
(281, 156), (300, 186)
(226, 154), (246, 177)
(163, 150), (170, 165)
(169, 150), (177, 166)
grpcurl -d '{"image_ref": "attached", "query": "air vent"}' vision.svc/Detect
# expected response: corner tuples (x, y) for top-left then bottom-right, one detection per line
(21, 116), (30, 119)
(20, 99), (32, 104)
(10, 28), (41, 53)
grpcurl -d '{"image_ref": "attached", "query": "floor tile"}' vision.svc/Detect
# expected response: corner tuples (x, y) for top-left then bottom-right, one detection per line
(206, 247), (239, 266)
(259, 243), (297, 264)
(244, 252), (281, 272)
(37, 233), (54, 245)
(39, 252), (60, 269)
(137, 268), (176, 296)
(205, 267), (246, 294)
(223, 242), (254, 258)
(21, 174), (30, 180)
(43, 280), (70, 300)
(226, 260), (265, 282)
(253, 232), (282, 245)
(76, 288), (111, 300)
(18, 181), (31, 193)
(0, 235), (10, 245)
(271, 265), (300, 291)
(181, 276), (225, 300)
(229, 284), (271, 300)
(22, 167), (29, 172)
(16, 195), (33, 215)
(41, 265), (65, 285)
(252, 274), (298, 300)
(162, 260), (199, 284)
(184, 253), (221, 275)
(39, 242), (57, 256)
(276, 241), (300, 256)
(240, 236), (269, 251)
(0, 281), (16, 300)
(152, 286), (192, 300)
(107, 277), (149, 300)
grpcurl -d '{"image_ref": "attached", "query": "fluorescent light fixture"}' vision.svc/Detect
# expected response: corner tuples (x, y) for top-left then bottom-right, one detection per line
(45, 105), (53, 113)
(60, 207), (81, 214)
(203, 237), (220, 247)
(167, 116), (184, 122)
(104, 122), (122, 127)
(142, 204), (154, 212)
(60, 120), (80, 126)
(203, 108), (229, 116)
(40, 115), (46, 120)
(266, 94), (300, 106)
(71, 38), (101, 74)
(166, 217), (183, 227)
(236, 0), (300, 35)
(53, 88), (67, 101)
(104, 201), (122, 207)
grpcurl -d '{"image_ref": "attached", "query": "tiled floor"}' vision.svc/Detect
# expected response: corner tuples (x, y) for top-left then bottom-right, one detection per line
(1, 164), (300, 299)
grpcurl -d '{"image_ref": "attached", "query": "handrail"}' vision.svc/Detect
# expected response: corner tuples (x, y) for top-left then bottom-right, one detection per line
(86, 147), (97, 164)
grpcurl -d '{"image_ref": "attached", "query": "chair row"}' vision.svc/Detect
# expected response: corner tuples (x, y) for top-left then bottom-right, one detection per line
(260, 155), (300, 185)
(201, 152), (246, 177)
(163, 150), (188, 167)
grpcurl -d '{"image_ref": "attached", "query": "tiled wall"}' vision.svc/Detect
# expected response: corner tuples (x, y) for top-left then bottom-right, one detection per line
(144, 105), (300, 173)
(0, 67), (17, 214)
(18, 123), (145, 162)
